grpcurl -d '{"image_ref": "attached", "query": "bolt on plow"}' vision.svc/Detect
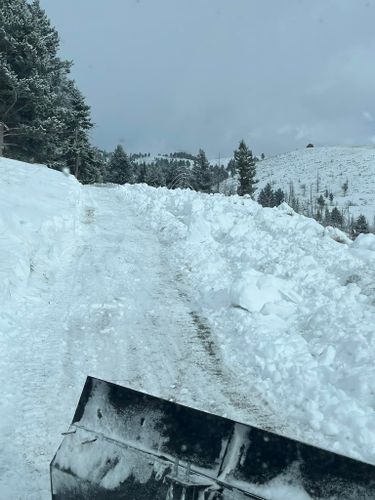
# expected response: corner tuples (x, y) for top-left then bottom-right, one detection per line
(51, 377), (375, 499)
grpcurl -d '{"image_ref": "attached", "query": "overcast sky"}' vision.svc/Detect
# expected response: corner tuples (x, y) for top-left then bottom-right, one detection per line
(40, 0), (375, 158)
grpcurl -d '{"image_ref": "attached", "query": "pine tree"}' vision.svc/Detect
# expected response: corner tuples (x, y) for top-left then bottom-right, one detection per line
(0, 0), (43, 156)
(257, 183), (274, 207)
(136, 162), (147, 183)
(62, 81), (95, 179)
(192, 149), (212, 193)
(274, 188), (285, 206)
(317, 195), (325, 210)
(331, 207), (343, 228)
(78, 145), (103, 184)
(105, 145), (133, 184)
(352, 214), (369, 238)
(0, 0), (71, 162)
(145, 164), (166, 187)
(234, 140), (257, 196)
(323, 207), (331, 226)
(0, 0), (101, 182)
(226, 158), (236, 176)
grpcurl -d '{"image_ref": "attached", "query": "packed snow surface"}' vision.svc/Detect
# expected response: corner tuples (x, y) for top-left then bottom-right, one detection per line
(1, 157), (375, 499)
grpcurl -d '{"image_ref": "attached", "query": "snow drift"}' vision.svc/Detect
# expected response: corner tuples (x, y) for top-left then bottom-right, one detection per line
(123, 182), (375, 464)
(1, 156), (375, 499)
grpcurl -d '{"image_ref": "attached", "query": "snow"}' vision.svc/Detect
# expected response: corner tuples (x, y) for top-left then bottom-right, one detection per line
(218, 424), (250, 480)
(256, 145), (375, 221)
(210, 157), (233, 167)
(1, 156), (375, 498)
(0, 160), (81, 306)
(53, 428), (154, 491)
(127, 183), (375, 462)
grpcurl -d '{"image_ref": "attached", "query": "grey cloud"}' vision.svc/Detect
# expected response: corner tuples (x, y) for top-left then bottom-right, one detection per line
(41, 0), (375, 156)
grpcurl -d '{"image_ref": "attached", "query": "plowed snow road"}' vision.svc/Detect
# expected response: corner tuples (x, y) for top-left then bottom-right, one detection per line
(0, 185), (282, 499)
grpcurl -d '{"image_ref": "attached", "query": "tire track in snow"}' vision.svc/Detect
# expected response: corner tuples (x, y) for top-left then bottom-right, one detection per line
(1, 184), (287, 499)
(156, 265), (290, 433)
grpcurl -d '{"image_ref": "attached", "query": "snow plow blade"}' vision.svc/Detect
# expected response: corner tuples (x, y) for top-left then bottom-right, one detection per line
(51, 377), (375, 499)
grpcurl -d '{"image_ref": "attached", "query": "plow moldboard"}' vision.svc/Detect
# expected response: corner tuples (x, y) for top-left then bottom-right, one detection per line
(50, 377), (375, 499)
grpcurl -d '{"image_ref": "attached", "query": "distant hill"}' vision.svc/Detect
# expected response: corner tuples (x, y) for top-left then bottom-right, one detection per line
(132, 147), (375, 228)
(132, 153), (195, 167)
(256, 146), (375, 223)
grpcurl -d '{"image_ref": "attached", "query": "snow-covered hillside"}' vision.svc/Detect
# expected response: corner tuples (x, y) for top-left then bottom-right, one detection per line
(1, 157), (375, 499)
(132, 153), (195, 166)
(256, 146), (375, 221)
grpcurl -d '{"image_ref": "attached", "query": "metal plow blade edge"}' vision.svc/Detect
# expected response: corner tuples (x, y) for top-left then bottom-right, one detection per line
(50, 377), (375, 499)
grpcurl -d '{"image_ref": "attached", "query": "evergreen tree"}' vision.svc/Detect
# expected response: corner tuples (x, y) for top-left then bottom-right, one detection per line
(62, 81), (98, 181)
(144, 164), (166, 187)
(0, 0), (70, 162)
(226, 158), (236, 176)
(105, 145), (133, 184)
(352, 214), (369, 238)
(192, 149), (212, 193)
(330, 207), (343, 228)
(0, 0), (101, 182)
(274, 188), (285, 206)
(137, 162), (147, 183)
(234, 140), (257, 196)
(258, 183), (274, 207)
(317, 195), (325, 210)
(77, 145), (103, 184)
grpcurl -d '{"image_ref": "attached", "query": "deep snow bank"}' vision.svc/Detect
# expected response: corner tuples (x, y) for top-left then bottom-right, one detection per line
(123, 183), (375, 464)
(1, 156), (374, 468)
(0, 158), (81, 306)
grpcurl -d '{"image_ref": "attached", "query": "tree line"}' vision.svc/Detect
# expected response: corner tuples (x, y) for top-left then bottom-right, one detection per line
(103, 145), (228, 192)
(1, 2), (371, 238)
(0, 2), (260, 194)
(101, 140), (259, 197)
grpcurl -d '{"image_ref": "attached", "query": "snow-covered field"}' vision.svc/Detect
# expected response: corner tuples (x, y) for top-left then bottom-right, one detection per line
(1, 157), (375, 499)
(256, 146), (375, 221)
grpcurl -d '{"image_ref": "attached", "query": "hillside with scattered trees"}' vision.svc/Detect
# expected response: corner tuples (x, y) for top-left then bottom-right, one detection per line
(253, 146), (375, 238)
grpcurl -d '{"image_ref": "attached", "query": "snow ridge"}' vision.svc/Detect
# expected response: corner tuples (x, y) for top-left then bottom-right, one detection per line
(1, 157), (375, 499)
(127, 182), (375, 464)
